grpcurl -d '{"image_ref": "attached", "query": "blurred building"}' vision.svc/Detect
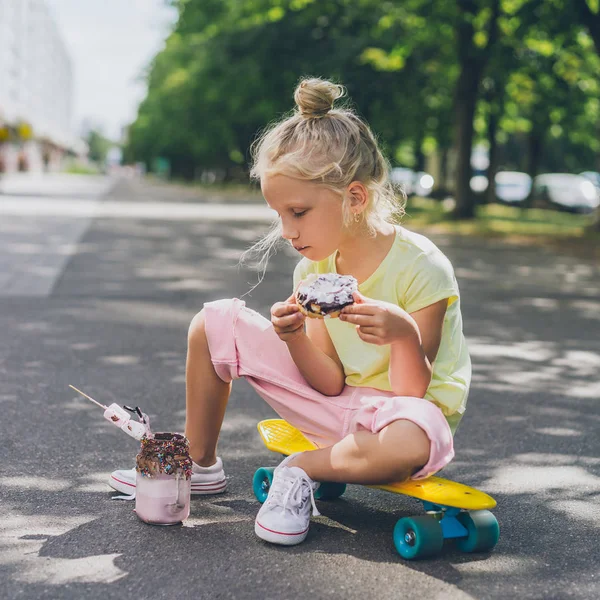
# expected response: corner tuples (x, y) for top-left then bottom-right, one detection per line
(0, 0), (85, 173)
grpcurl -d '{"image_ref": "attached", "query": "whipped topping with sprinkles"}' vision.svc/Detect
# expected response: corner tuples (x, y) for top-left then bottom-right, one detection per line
(296, 273), (358, 312)
(136, 432), (193, 479)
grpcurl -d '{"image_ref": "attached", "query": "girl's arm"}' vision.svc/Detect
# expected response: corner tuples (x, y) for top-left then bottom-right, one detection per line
(339, 292), (448, 398)
(286, 318), (346, 397)
(270, 294), (345, 396)
(389, 299), (447, 397)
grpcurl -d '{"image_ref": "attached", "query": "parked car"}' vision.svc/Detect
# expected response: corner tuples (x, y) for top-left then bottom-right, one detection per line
(390, 168), (434, 196)
(469, 174), (489, 193)
(580, 171), (600, 190)
(494, 171), (532, 204)
(530, 174), (600, 214)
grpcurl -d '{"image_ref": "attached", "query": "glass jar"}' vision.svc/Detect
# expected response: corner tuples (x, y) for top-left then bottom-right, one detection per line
(134, 432), (192, 525)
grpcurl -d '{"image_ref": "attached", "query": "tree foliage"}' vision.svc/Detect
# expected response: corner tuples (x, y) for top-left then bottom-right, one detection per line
(125, 0), (600, 219)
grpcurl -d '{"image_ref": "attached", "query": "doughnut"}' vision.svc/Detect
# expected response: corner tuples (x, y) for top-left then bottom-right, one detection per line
(295, 273), (358, 319)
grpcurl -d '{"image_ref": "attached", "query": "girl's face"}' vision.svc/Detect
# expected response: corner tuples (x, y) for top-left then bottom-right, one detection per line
(261, 174), (347, 262)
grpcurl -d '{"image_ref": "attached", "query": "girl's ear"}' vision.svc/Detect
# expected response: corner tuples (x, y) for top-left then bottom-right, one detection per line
(347, 181), (369, 212)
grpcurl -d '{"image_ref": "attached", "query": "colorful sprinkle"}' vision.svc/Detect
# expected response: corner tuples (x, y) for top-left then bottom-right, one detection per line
(135, 432), (192, 479)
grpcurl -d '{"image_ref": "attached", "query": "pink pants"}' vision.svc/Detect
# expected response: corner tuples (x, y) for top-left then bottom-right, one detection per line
(203, 299), (454, 480)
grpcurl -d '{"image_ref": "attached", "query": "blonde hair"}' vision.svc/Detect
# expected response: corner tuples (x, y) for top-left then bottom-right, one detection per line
(240, 76), (405, 291)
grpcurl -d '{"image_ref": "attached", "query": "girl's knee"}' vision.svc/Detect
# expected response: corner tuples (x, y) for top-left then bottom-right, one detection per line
(188, 309), (207, 345)
(407, 422), (431, 466)
(384, 419), (431, 473)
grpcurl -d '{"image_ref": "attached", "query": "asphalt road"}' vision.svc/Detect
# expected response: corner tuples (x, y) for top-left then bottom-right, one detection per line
(1, 174), (599, 600)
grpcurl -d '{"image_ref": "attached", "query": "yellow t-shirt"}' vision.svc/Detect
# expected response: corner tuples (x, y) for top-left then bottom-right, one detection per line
(293, 225), (471, 433)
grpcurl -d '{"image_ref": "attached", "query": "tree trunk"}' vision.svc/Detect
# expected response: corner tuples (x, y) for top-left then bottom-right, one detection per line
(452, 63), (481, 218)
(522, 129), (542, 210)
(526, 130), (542, 181)
(452, 0), (501, 219)
(439, 147), (449, 191)
(485, 103), (501, 205)
(414, 128), (426, 172)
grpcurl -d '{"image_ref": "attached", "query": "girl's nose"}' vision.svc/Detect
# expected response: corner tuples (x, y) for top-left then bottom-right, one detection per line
(281, 223), (298, 241)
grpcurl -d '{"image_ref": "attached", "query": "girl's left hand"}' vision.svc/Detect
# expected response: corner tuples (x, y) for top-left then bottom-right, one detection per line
(339, 291), (420, 346)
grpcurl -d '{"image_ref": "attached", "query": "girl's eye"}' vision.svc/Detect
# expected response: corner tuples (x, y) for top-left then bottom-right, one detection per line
(293, 210), (307, 218)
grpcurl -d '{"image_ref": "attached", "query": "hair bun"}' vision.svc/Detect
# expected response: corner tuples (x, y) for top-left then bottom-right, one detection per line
(294, 77), (345, 118)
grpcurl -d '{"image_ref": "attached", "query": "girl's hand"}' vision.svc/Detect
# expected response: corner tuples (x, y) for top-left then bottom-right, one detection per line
(339, 291), (420, 346)
(271, 294), (306, 343)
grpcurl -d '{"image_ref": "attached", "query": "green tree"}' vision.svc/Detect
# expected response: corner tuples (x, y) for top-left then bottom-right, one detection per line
(357, 0), (457, 187)
(452, 0), (502, 218)
(341, 0), (503, 216)
(479, 3), (599, 183)
(127, 0), (600, 227)
(130, 0), (426, 180)
(87, 129), (113, 164)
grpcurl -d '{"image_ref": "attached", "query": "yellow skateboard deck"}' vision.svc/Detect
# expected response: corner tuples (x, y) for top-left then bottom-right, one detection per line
(257, 418), (495, 511)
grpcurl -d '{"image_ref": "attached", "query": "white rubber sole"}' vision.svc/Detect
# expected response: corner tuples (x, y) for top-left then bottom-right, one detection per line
(109, 474), (227, 496)
(254, 520), (309, 545)
(191, 480), (227, 495)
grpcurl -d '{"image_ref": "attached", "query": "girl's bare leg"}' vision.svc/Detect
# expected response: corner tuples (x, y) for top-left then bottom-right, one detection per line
(288, 420), (431, 485)
(185, 309), (231, 466)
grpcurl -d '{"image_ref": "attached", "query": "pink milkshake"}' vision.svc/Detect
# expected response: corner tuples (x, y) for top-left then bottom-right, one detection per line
(134, 432), (192, 525)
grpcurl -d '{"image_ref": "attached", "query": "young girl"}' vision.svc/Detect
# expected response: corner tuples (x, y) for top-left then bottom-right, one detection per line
(110, 77), (471, 546)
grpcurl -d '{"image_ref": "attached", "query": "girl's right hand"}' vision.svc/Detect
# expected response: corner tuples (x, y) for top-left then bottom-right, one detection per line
(271, 294), (306, 343)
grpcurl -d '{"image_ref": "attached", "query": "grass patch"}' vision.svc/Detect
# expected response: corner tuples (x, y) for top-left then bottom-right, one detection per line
(63, 162), (102, 175)
(402, 196), (600, 260)
(403, 197), (597, 238)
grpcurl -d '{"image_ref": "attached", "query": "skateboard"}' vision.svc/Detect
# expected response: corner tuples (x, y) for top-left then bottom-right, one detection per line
(253, 419), (499, 560)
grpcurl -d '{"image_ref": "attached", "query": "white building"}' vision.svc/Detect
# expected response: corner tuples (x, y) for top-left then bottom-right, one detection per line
(0, 0), (83, 172)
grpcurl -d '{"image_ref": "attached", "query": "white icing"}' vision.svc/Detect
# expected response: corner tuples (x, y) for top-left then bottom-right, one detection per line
(297, 273), (357, 305)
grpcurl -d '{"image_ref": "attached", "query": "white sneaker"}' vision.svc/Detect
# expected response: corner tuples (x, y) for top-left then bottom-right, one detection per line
(255, 454), (320, 546)
(109, 457), (227, 495)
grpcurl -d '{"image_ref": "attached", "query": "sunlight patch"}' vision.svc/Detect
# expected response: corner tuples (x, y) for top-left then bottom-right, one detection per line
(71, 342), (97, 350)
(182, 501), (249, 528)
(93, 300), (193, 327)
(313, 514), (357, 534)
(14, 553), (126, 585)
(549, 500), (600, 526)
(160, 278), (223, 292)
(467, 339), (555, 362)
(0, 477), (71, 492)
(570, 300), (600, 320)
(497, 366), (561, 386)
(453, 554), (538, 575)
(552, 351), (600, 377)
(484, 464), (600, 494)
(565, 381), (600, 399)
(518, 297), (559, 310)
(73, 472), (112, 493)
(100, 355), (140, 365)
(1, 512), (99, 583)
(512, 453), (600, 466)
(220, 413), (259, 433)
(533, 427), (581, 437)
(298, 553), (477, 599)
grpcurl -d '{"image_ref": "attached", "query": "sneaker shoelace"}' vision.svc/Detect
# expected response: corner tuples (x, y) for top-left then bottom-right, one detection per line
(269, 471), (320, 517)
